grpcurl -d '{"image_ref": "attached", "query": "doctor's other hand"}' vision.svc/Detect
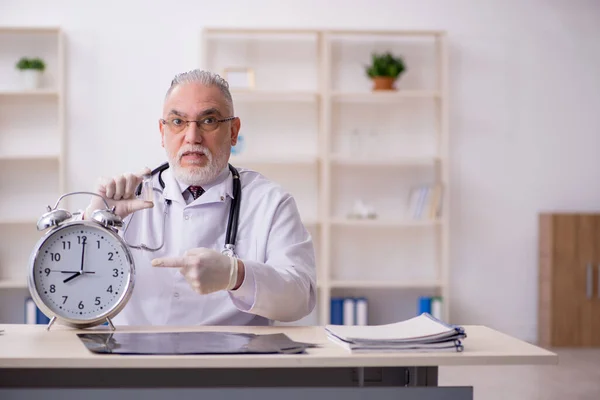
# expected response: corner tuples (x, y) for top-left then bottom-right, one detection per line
(151, 248), (243, 295)
(85, 167), (154, 220)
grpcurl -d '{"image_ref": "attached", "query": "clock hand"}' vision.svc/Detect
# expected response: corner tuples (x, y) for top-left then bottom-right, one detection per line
(80, 241), (86, 274)
(63, 272), (81, 283)
(62, 269), (95, 283)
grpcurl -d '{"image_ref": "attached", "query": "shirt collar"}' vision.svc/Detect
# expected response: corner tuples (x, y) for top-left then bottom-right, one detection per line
(162, 164), (235, 204)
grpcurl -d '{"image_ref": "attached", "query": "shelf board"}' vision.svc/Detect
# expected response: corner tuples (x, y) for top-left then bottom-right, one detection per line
(0, 153), (60, 161)
(0, 26), (60, 34)
(302, 219), (320, 228)
(0, 89), (59, 97)
(328, 29), (445, 37)
(0, 218), (38, 225)
(330, 280), (442, 289)
(331, 90), (440, 103)
(231, 155), (319, 166)
(0, 279), (27, 289)
(330, 218), (440, 227)
(230, 90), (318, 103)
(330, 154), (439, 166)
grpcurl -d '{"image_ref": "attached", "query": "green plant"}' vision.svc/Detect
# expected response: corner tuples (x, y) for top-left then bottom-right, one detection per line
(365, 52), (406, 79)
(15, 57), (46, 71)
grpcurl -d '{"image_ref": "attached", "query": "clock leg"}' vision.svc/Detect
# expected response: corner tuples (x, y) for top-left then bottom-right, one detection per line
(46, 316), (57, 331)
(106, 317), (116, 331)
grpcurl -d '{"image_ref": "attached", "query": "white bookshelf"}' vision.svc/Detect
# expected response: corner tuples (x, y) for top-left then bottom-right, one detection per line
(0, 27), (66, 320)
(202, 28), (450, 326)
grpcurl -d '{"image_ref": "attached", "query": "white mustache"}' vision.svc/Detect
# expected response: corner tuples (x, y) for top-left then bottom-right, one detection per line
(177, 145), (212, 160)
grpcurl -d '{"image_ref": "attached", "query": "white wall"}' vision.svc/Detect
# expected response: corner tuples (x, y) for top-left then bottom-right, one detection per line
(1, 0), (599, 342)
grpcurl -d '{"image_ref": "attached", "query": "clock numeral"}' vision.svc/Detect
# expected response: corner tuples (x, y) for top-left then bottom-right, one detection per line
(50, 252), (61, 262)
(44, 268), (51, 276)
(107, 285), (113, 293)
(62, 296), (68, 304)
(62, 241), (71, 250)
(112, 268), (118, 277)
(49, 284), (56, 293)
(78, 301), (84, 310)
(108, 252), (114, 261)
(77, 235), (87, 245)
(97, 240), (101, 249)
(95, 297), (101, 306)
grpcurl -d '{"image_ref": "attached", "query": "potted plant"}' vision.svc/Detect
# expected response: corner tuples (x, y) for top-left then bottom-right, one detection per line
(15, 57), (46, 90)
(365, 52), (406, 91)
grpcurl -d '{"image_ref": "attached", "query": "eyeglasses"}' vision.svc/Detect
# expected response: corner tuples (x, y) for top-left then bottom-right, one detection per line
(160, 116), (236, 134)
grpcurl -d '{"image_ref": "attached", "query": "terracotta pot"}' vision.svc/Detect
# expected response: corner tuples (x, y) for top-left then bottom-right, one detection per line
(372, 76), (396, 91)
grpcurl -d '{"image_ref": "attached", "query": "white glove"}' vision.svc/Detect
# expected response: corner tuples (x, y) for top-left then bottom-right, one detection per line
(85, 167), (154, 220)
(151, 248), (239, 294)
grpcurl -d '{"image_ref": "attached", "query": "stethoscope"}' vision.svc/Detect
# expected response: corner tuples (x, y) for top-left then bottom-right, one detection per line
(122, 161), (241, 258)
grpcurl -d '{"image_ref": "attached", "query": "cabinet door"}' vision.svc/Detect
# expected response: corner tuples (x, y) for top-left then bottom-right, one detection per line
(578, 215), (598, 346)
(590, 216), (600, 346)
(551, 215), (595, 346)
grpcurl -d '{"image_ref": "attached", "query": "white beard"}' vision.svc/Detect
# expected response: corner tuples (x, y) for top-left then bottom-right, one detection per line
(168, 144), (229, 186)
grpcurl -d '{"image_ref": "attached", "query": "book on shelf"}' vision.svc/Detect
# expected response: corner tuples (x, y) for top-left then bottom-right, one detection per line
(326, 312), (466, 353)
(330, 297), (368, 326)
(407, 183), (443, 220)
(418, 296), (443, 320)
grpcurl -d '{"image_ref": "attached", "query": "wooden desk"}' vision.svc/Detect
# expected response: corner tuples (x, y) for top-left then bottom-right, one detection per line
(0, 324), (557, 400)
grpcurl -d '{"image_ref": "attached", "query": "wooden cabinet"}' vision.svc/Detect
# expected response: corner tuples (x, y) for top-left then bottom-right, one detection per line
(539, 213), (600, 347)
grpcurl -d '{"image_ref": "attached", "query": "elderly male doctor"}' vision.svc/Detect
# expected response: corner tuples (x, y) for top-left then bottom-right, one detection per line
(84, 69), (316, 326)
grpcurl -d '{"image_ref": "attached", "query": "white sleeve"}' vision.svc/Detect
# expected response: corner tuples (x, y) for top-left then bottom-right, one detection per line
(228, 195), (317, 323)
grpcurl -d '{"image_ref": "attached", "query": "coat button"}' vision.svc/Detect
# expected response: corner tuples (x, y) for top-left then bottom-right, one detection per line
(174, 292), (180, 298)
(184, 215), (190, 220)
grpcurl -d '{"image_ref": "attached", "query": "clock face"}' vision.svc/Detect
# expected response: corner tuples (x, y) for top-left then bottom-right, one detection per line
(30, 221), (134, 323)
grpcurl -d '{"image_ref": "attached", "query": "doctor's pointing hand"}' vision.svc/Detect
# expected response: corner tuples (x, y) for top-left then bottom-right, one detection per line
(152, 248), (243, 295)
(84, 69), (317, 326)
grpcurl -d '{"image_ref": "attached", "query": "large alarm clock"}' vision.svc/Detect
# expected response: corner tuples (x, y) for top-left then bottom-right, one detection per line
(27, 192), (135, 331)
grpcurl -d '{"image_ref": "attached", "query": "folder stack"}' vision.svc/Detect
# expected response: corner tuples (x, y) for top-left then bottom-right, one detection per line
(325, 312), (466, 353)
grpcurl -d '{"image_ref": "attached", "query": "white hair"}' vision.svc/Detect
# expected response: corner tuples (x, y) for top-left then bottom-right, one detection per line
(165, 69), (234, 114)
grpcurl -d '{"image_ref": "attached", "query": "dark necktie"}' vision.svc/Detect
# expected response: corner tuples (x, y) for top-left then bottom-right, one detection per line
(187, 186), (205, 200)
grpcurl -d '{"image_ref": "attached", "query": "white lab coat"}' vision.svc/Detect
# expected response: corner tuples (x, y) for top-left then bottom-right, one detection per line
(111, 164), (317, 326)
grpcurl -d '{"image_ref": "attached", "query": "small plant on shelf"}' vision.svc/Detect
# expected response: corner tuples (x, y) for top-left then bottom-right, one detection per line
(365, 51), (406, 91)
(15, 57), (46, 90)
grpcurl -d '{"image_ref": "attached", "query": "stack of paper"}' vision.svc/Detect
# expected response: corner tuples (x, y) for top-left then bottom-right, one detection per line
(325, 313), (466, 352)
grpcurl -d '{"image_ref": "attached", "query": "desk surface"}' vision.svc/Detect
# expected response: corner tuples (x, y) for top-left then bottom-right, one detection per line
(0, 324), (557, 369)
